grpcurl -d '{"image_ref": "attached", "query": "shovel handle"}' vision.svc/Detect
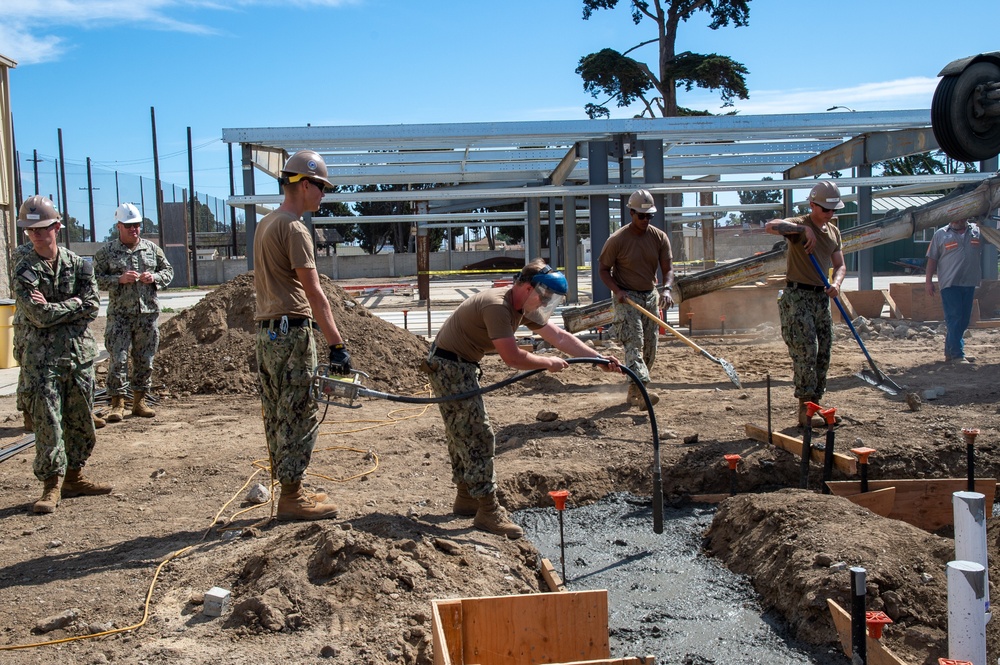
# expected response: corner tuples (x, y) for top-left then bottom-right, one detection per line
(624, 299), (710, 355)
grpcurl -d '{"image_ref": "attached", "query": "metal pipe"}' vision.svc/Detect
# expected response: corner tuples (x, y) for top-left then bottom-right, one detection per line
(963, 428), (979, 493)
(850, 567), (867, 665)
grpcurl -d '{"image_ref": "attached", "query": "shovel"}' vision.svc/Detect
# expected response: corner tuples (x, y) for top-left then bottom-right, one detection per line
(807, 254), (903, 395)
(624, 299), (742, 388)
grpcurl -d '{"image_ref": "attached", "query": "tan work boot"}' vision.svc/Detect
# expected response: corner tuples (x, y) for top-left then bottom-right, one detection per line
(473, 493), (524, 539)
(131, 391), (156, 418)
(22, 410), (33, 432)
(33, 475), (62, 514)
(61, 468), (113, 498)
(627, 383), (660, 409)
(93, 411), (106, 429)
(107, 396), (125, 423)
(277, 482), (338, 521)
(453, 482), (479, 516)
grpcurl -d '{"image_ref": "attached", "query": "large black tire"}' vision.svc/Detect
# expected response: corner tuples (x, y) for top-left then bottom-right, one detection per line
(931, 60), (1000, 162)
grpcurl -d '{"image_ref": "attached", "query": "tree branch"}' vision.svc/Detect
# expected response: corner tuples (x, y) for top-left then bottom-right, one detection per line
(621, 37), (660, 57)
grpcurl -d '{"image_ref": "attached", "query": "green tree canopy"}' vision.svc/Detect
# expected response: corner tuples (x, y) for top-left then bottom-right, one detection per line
(737, 176), (782, 226)
(577, 0), (751, 118)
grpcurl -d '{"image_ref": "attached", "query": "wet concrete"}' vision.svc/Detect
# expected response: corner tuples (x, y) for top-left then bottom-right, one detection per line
(517, 493), (844, 664)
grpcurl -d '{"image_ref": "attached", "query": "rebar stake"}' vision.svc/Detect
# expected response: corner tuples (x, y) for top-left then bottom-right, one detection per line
(402, 309), (409, 331)
(724, 454), (741, 496)
(766, 374), (772, 446)
(687, 312), (693, 336)
(851, 567), (868, 665)
(820, 407), (837, 495)
(962, 428), (979, 493)
(801, 401), (822, 489)
(720, 315), (725, 335)
(548, 490), (570, 583)
(851, 447), (876, 493)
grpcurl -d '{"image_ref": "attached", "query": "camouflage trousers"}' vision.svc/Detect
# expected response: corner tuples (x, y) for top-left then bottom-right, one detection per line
(14, 330), (25, 412)
(23, 361), (98, 481)
(612, 290), (659, 384)
(426, 356), (496, 497)
(778, 287), (832, 401)
(256, 327), (319, 485)
(105, 313), (160, 395)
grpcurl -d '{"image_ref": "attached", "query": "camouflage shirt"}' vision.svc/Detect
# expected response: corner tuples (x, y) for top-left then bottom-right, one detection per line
(93, 238), (173, 316)
(12, 247), (100, 368)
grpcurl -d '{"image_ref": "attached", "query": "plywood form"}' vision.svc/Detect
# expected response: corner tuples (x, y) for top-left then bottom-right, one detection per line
(432, 590), (611, 665)
(841, 487), (896, 517)
(678, 282), (781, 332)
(843, 290), (890, 319)
(745, 423), (858, 475)
(826, 479), (996, 532)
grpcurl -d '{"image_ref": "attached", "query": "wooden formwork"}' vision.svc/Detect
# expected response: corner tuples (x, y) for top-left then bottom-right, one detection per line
(431, 589), (654, 665)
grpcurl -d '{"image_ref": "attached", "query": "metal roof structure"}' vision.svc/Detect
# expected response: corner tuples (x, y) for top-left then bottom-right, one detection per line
(223, 110), (994, 299)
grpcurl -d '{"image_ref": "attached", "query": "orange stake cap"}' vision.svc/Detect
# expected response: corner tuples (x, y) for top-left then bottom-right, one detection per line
(851, 447), (876, 464)
(805, 401), (822, 417)
(962, 428), (980, 445)
(819, 407), (837, 425)
(724, 454), (741, 470)
(865, 610), (892, 639)
(548, 489), (570, 511)
(938, 660), (974, 665)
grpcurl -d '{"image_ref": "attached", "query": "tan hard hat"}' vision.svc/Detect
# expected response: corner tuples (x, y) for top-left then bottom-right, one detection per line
(627, 189), (657, 214)
(809, 181), (845, 210)
(281, 150), (333, 190)
(17, 195), (61, 228)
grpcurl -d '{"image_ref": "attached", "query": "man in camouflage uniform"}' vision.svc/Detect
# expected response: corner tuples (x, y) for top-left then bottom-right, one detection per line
(765, 181), (847, 428)
(427, 259), (620, 539)
(254, 149), (351, 521)
(12, 196), (111, 514)
(598, 189), (674, 408)
(93, 203), (174, 422)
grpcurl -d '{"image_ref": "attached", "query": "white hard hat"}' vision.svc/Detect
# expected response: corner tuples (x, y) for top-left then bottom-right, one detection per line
(627, 189), (657, 214)
(114, 203), (142, 225)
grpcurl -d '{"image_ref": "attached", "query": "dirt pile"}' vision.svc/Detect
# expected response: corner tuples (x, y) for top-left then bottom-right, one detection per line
(154, 273), (430, 396)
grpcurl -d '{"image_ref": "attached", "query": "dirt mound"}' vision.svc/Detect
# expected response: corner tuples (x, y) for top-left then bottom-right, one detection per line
(155, 272), (430, 396)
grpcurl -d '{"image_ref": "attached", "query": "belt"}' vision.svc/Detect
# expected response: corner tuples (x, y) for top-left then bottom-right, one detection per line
(432, 347), (476, 365)
(259, 317), (319, 331)
(786, 281), (826, 293)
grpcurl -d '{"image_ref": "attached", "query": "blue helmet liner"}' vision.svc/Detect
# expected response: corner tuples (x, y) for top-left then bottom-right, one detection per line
(529, 265), (568, 295)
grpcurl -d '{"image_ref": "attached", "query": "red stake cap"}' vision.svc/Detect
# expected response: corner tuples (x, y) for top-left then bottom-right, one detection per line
(819, 407), (837, 425)
(805, 401), (822, 417)
(548, 489), (570, 511)
(938, 660), (974, 665)
(865, 611), (892, 639)
(724, 454), (741, 470)
(851, 447), (876, 464)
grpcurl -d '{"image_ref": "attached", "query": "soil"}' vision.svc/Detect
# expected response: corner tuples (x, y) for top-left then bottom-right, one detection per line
(2, 275), (1000, 665)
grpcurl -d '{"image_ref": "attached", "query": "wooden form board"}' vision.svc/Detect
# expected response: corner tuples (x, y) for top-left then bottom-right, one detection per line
(432, 590), (611, 665)
(842, 487), (895, 517)
(842, 290), (891, 319)
(826, 479), (996, 532)
(677, 282), (780, 332)
(745, 423), (858, 475)
(827, 599), (910, 665)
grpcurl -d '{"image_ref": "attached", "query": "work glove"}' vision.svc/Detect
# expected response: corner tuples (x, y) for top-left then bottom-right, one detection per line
(658, 288), (674, 311)
(328, 343), (352, 375)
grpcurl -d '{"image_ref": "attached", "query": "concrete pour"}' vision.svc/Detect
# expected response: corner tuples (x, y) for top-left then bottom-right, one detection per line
(517, 493), (844, 664)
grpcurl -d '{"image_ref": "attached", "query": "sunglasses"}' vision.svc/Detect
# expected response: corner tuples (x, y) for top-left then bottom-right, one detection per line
(634, 212), (653, 221)
(308, 179), (328, 193)
(27, 222), (59, 233)
(812, 202), (836, 213)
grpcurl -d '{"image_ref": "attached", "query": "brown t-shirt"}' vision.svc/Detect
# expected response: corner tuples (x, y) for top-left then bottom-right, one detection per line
(783, 214), (843, 285)
(253, 209), (316, 320)
(434, 288), (543, 363)
(598, 223), (672, 291)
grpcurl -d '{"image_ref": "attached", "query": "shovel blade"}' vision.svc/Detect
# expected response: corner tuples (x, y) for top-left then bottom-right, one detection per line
(855, 369), (900, 396)
(719, 359), (742, 389)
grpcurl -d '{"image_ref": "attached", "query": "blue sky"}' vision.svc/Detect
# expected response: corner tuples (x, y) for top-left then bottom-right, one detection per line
(3, 0), (999, 240)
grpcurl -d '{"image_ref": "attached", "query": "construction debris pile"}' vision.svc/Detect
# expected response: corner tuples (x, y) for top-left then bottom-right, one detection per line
(154, 272), (431, 396)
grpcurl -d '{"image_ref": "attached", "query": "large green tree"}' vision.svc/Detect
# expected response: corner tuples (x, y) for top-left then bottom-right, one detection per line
(577, 0), (751, 118)
(737, 176), (782, 226)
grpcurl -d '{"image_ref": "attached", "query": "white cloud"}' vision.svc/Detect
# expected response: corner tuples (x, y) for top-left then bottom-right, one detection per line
(0, 0), (357, 64)
(702, 77), (940, 115)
